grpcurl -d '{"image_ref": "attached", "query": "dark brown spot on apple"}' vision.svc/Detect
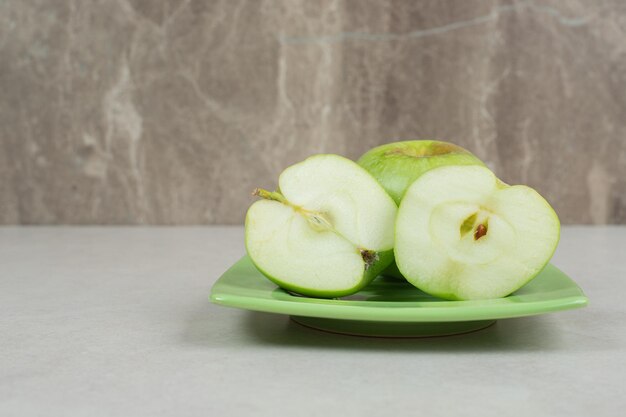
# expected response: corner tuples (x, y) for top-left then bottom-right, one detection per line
(360, 249), (379, 270)
(474, 224), (487, 240)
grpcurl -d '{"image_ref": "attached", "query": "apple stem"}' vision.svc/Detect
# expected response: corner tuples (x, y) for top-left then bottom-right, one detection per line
(252, 188), (287, 204)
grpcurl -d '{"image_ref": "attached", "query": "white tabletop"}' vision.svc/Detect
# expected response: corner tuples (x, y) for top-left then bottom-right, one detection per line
(1, 226), (624, 417)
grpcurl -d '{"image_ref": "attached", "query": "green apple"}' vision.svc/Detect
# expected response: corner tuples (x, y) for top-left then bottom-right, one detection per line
(358, 140), (485, 279)
(395, 165), (560, 300)
(357, 140), (485, 205)
(245, 154), (398, 298)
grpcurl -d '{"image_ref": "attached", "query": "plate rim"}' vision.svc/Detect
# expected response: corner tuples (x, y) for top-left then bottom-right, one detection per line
(210, 256), (589, 322)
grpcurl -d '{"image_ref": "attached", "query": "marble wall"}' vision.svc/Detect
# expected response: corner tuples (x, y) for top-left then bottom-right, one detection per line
(1, 0), (625, 224)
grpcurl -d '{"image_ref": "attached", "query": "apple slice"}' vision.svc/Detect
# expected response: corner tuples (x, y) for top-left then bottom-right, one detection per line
(395, 165), (560, 300)
(245, 154), (397, 298)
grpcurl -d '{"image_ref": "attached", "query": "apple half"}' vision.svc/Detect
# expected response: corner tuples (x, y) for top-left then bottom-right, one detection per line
(395, 165), (560, 300)
(245, 154), (398, 298)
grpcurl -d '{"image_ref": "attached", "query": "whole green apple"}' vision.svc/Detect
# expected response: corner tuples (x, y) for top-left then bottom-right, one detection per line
(357, 140), (485, 205)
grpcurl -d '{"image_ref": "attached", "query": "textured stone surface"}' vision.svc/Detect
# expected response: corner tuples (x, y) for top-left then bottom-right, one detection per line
(1, 0), (626, 224)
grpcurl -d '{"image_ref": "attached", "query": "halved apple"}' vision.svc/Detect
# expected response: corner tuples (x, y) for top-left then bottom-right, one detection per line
(245, 154), (397, 298)
(395, 165), (560, 300)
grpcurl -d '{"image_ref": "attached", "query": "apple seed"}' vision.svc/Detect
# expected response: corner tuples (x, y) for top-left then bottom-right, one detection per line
(474, 223), (488, 240)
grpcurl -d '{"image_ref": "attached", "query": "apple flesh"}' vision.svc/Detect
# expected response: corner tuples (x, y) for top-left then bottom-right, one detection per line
(357, 140), (485, 205)
(395, 165), (560, 300)
(245, 154), (397, 298)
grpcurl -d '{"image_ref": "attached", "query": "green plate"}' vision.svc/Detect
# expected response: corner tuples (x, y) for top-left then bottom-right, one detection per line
(210, 255), (588, 337)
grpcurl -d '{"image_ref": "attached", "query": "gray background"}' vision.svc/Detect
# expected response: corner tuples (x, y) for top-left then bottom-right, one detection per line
(2, 0), (626, 225)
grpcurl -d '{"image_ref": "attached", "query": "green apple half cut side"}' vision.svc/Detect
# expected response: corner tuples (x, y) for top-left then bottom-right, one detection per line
(395, 165), (560, 300)
(245, 154), (398, 298)
(357, 140), (485, 205)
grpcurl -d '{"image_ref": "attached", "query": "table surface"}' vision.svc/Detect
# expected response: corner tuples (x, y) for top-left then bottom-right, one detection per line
(1, 226), (624, 417)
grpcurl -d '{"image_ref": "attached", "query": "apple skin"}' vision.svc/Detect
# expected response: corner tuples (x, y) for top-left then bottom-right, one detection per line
(357, 140), (485, 205)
